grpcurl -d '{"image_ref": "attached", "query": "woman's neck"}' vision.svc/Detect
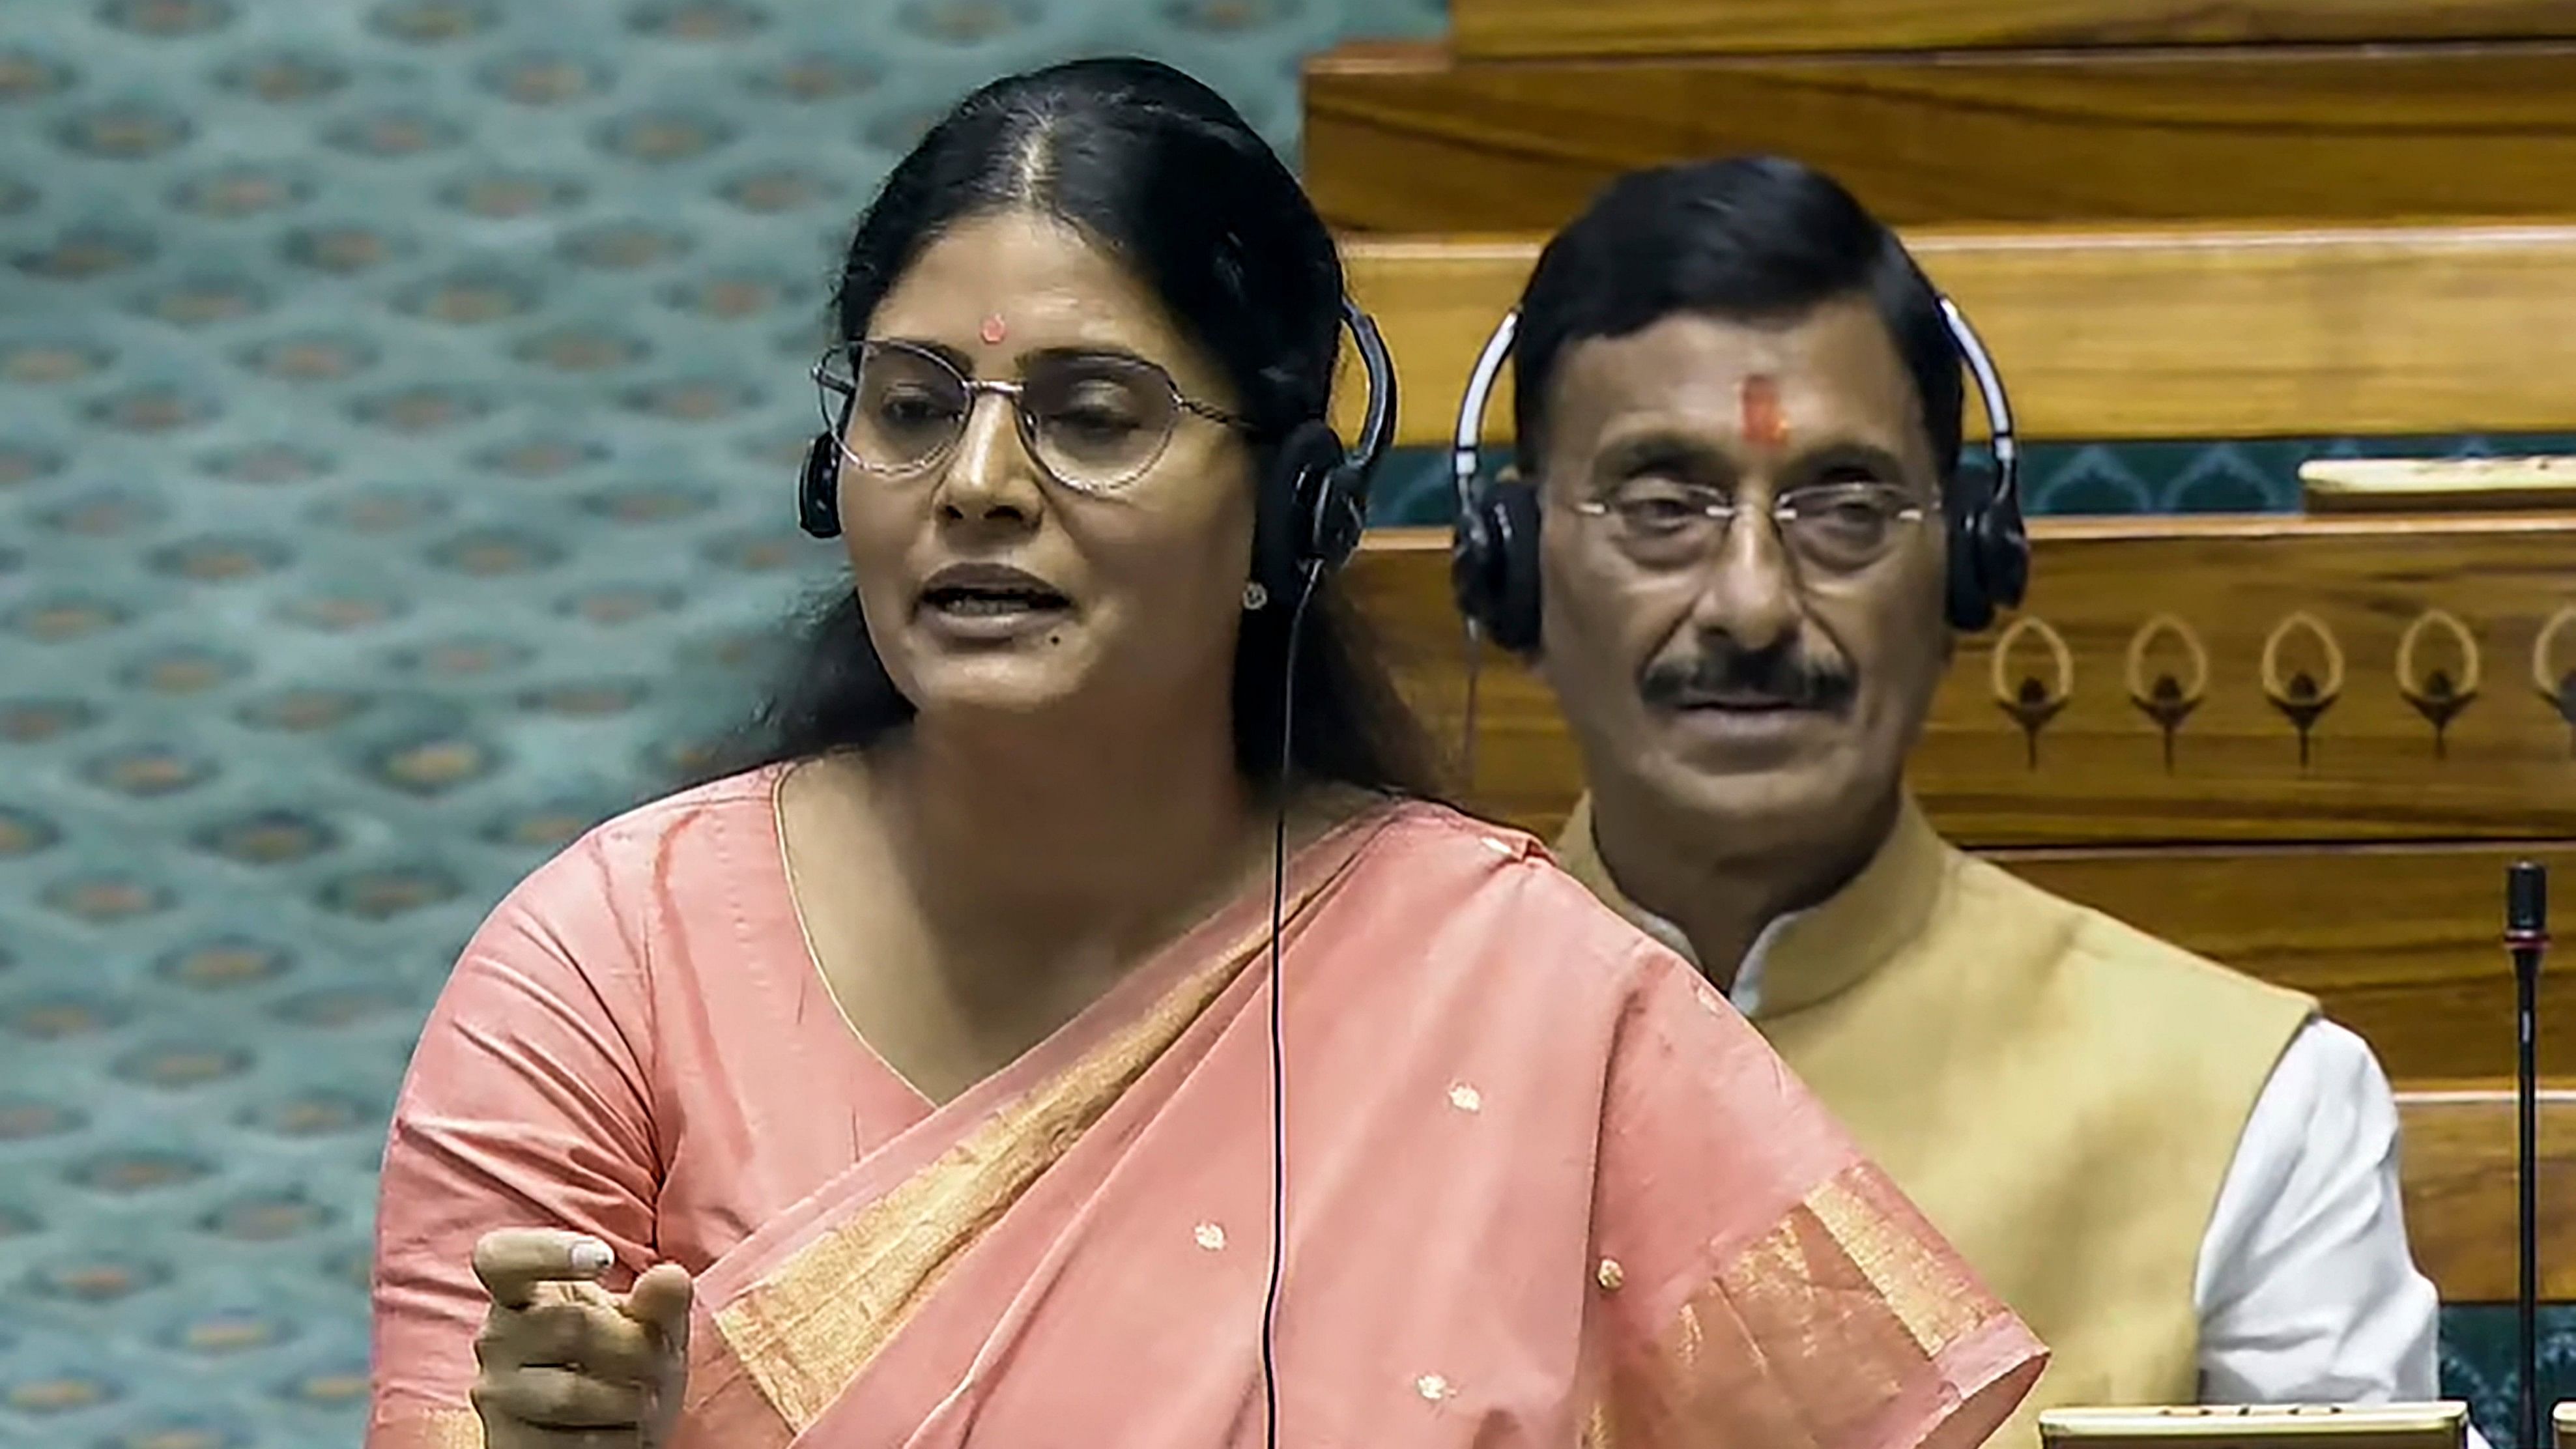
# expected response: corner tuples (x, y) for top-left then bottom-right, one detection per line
(874, 705), (1265, 969)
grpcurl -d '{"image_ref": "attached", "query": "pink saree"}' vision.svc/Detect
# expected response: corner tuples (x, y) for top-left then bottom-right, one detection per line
(370, 768), (2042, 1448)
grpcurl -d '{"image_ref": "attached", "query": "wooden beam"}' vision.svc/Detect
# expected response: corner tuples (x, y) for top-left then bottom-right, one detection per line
(1347, 517), (2576, 846)
(1336, 225), (2576, 448)
(1453, 0), (2576, 59)
(2396, 1086), (2576, 1302)
(1305, 40), (2576, 231)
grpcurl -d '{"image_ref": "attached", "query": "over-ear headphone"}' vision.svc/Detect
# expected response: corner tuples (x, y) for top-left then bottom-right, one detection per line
(797, 297), (1399, 605)
(1448, 294), (2028, 651)
(1250, 297), (1397, 603)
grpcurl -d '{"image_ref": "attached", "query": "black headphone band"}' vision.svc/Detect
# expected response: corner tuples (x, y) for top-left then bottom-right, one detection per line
(1334, 293), (1397, 494)
(1448, 298), (2017, 515)
(1934, 296), (2018, 517)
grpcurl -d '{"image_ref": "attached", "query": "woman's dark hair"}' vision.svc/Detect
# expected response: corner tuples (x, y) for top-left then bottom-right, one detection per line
(720, 56), (1435, 798)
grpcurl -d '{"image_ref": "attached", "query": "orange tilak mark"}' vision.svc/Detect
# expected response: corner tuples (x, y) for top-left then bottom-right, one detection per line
(979, 314), (1007, 344)
(1741, 375), (1787, 449)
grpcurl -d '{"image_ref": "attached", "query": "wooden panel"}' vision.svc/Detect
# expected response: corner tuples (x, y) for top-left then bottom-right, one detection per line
(1994, 844), (2576, 1080)
(1336, 225), (2576, 447)
(1304, 41), (2576, 231)
(1453, 0), (2576, 59)
(1346, 519), (2576, 846)
(2396, 1087), (2576, 1302)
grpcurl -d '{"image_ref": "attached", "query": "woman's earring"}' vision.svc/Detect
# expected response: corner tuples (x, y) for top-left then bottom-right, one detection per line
(1242, 581), (1270, 612)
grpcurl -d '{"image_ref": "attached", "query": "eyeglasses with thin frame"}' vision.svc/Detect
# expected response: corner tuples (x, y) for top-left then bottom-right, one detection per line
(1569, 478), (1938, 575)
(812, 339), (1252, 496)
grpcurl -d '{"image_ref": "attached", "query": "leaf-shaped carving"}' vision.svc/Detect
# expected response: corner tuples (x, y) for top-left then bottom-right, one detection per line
(2533, 605), (2576, 756)
(2123, 612), (2208, 774)
(1988, 615), (2073, 770)
(2396, 609), (2482, 760)
(2259, 611), (2345, 769)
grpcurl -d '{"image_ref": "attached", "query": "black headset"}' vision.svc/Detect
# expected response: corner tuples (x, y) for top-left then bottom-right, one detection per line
(1447, 294), (2028, 652)
(799, 297), (1398, 600)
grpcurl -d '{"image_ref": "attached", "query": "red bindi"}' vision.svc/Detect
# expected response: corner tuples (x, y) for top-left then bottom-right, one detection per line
(979, 314), (1007, 345)
(1740, 375), (1788, 449)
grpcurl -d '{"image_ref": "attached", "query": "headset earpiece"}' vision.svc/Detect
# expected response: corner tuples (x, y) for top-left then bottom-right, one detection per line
(1246, 298), (1396, 606)
(1943, 455), (2029, 632)
(798, 430), (843, 539)
(1254, 420), (1359, 601)
(1452, 470), (1543, 654)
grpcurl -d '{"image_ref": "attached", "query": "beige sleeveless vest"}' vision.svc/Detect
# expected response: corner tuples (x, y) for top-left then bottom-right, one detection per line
(1557, 796), (2315, 1448)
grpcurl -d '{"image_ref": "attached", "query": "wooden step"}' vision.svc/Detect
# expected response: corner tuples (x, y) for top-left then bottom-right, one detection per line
(1453, 0), (2576, 59)
(1304, 40), (2576, 231)
(1333, 225), (2576, 447)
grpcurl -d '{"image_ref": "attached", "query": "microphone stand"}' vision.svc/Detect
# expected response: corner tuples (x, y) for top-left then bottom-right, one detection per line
(2505, 861), (2547, 1449)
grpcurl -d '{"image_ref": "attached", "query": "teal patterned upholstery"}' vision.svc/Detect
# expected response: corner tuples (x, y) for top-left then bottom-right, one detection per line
(1369, 434), (2576, 527)
(0, 3), (2564, 1446)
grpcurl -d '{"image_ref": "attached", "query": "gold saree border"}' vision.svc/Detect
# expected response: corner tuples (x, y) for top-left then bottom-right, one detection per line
(1585, 1162), (2007, 1449)
(709, 919), (1276, 1434)
(371, 1408), (483, 1449)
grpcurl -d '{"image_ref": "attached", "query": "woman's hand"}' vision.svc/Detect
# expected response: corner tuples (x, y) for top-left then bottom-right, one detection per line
(470, 1229), (693, 1448)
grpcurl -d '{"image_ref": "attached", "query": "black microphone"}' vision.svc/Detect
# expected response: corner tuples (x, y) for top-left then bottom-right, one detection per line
(2505, 861), (2547, 1449)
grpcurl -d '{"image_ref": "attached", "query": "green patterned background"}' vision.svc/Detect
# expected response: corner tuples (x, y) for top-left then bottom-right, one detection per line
(0, 3), (2566, 1446)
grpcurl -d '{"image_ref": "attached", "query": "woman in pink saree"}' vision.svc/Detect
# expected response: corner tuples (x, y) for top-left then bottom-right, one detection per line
(369, 58), (2042, 1449)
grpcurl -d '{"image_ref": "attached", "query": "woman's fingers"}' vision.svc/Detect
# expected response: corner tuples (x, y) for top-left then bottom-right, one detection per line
(621, 1263), (693, 1354)
(477, 1300), (663, 1381)
(474, 1229), (615, 1310)
(481, 1427), (635, 1449)
(472, 1366), (648, 1429)
(469, 1237), (694, 1449)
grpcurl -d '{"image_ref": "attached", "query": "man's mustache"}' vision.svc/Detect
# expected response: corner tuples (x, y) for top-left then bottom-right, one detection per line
(1639, 639), (1857, 713)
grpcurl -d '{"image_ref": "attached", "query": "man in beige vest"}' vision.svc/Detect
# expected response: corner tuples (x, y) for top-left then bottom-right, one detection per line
(1468, 156), (2456, 1442)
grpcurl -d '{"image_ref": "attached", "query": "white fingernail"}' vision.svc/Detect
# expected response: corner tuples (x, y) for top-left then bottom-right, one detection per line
(569, 1238), (612, 1274)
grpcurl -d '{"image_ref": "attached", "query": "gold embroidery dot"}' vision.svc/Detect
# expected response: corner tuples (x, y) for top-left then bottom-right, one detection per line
(1194, 1221), (1226, 1251)
(1596, 1257), (1625, 1291)
(1446, 1083), (1482, 1113)
(1416, 1373), (1454, 1401)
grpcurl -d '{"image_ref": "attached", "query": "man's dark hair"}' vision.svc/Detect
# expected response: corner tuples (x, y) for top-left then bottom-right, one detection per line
(1511, 155), (1962, 489)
